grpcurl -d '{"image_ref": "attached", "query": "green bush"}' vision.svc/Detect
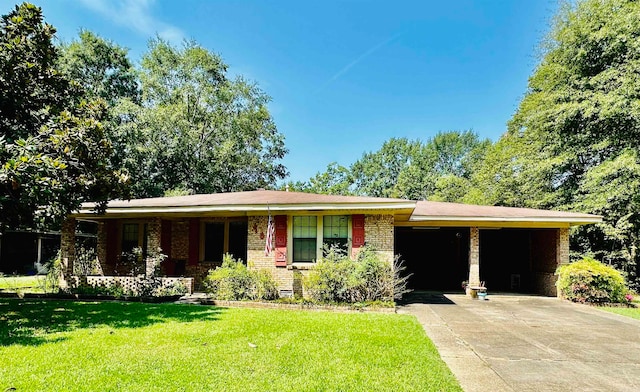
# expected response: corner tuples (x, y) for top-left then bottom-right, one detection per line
(304, 245), (410, 303)
(204, 254), (278, 301)
(556, 257), (628, 304)
(251, 269), (279, 300)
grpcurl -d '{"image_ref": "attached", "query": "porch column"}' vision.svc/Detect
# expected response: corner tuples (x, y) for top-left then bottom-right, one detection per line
(146, 218), (162, 277)
(59, 217), (76, 289)
(467, 227), (480, 295)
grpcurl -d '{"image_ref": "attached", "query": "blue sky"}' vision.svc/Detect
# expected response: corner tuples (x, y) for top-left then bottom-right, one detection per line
(11, 0), (557, 182)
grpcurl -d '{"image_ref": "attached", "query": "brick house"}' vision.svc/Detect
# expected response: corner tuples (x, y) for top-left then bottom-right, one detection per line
(61, 190), (600, 297)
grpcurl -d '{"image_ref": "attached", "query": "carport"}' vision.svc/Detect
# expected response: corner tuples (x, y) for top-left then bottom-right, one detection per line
(394, 201), (601, 296)
(394, 227), (469, 291)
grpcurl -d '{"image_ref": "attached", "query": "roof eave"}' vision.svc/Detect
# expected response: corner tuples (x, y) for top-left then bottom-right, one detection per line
(409, 215), (602, 226)
(73, 202), (417, 217)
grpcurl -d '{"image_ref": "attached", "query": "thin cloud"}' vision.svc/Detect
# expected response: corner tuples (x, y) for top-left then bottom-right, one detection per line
(78, 0), (185, 43)
(317, 32), (402, 93)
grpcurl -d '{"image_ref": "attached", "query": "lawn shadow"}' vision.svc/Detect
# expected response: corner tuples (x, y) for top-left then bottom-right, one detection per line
(0, 299), (224, 347)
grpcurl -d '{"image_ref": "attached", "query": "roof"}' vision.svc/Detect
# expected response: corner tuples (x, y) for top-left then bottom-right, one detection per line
(75, 190), (602, 226)
(410, 200), (601, 225)
(77, 190), (416, 216)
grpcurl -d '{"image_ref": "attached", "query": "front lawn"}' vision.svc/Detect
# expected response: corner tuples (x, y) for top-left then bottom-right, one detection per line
(0, 300), (461, 391)
(600, 306), (640, 320)
(600, 295), (640, 320)
(0, 275), (46, 293)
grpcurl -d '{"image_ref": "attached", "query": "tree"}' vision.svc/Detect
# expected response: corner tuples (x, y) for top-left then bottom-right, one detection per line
(284, 162), (353, 195)
(396, 130), (490, 201)
(115, 38), (287, 197)
(350, 137), (420, 198)
(0, 3), (127, 230)
(507, 0), (640, 286)
(467, 132), (559, 208)
(291, 131), (490, 202)
(574, 150), (640, 286)
(57, 30), (138, 105)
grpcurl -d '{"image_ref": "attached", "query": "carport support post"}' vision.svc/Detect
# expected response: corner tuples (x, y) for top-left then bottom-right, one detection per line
(556, 228), (570, 297)
(467, 227), (480, 296)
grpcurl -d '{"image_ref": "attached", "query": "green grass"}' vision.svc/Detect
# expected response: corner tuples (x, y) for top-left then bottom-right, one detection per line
(600, 295), (640, 320)
(0, 275), (47, 292)
(600, 306), (640, 320)
(0, 300), (461, 391)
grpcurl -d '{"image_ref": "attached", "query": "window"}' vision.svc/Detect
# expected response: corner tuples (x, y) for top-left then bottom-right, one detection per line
(291, 215), (351, 263)
(292, 216), (317, 262)
(228, 221), (248, 262)
(121, 222), (147, 254)
(204, 222), (225, 261)
(121, 223), (138, 253)
(202, 220), (248, 262)
(323, 215), (348, 251)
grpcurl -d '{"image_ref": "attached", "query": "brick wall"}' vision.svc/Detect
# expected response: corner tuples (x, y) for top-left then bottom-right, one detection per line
(59, 217), (76, 288)
(364, 214), (395, 263)
(247, 216), (295, 293)
(530, 229), (559, 296)
(146, 218), (162, 277)
(185, 261), (221, 290)
(248, 214), (396, 297)
(96, 221), (112, 274)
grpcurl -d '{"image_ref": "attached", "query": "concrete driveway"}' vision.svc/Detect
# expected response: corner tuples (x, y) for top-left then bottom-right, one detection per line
(398, 293), (640, 392)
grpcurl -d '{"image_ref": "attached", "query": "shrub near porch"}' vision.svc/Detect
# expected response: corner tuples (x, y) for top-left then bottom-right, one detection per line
(0, 300), (461, 391)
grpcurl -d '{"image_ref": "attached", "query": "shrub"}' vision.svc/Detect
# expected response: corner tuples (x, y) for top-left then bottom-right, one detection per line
(556, 257), (628, 304)
(304, 245), (411, 303)
(73, 246), (103, 275)
(204, 254), (278, 301)
(304, 255), (359, 303)
(39, 253), (62, 294)
(251, 269), (279, 300)
(137, 277), (189, 297)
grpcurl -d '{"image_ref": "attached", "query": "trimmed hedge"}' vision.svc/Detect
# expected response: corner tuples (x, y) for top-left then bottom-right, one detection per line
(556, 257), (627, 304)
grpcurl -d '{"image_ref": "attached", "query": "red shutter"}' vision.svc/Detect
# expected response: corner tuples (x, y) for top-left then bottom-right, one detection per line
(352, 214), (365, 248)
(188, 218), (200, 266)
(274, 215), (287, 267)
(106, 220), (119, 265)
(161, 220), (172, 259)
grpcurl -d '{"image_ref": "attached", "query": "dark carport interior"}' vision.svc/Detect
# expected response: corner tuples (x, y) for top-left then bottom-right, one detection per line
(395, 227), (561, 295)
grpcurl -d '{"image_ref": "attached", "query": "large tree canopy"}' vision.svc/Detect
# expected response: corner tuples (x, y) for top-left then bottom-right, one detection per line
(57, 29), (138, 105)
(113, 39), (287, 197)
(0, 3), (127, 230)
(289, 131), (489, 201)
(504, 0), (640, 286)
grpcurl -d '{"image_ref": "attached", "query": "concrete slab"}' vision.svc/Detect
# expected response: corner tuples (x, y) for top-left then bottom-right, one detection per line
(399, 292), (640, 392)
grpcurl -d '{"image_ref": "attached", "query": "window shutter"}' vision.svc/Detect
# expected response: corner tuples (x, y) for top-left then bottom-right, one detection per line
(352, 214), (365, 248)
(106, 220), (119, 265)
(188, 218), (200, 265)
(275, 215), (287, 267)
